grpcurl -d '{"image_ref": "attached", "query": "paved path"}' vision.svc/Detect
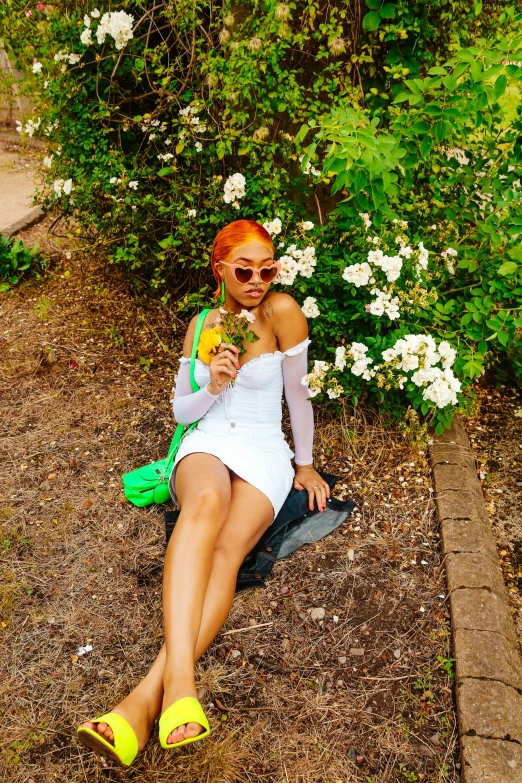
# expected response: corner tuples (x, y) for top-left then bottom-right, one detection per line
(0, 135), (41, 234)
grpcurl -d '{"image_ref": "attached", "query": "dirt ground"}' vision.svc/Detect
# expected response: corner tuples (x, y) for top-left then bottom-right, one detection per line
(0, 218), (459, 783)
(465, 385), (522, 642)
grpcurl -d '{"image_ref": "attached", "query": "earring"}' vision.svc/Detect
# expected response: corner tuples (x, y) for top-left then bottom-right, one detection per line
(220, 281), (226, 304)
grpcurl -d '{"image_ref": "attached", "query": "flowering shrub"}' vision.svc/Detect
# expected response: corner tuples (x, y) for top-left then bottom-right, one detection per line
(2, 2), (522, 431)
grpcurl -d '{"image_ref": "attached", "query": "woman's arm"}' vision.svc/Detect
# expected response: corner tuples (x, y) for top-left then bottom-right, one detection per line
(282, 347), (314, 466)
(172, 361), (221, 426)
(273, 295), (330, 511)
(172, 314), (240, 425)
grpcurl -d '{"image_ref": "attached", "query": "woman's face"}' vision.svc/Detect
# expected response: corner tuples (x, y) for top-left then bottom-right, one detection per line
(217, 240), (275, 307)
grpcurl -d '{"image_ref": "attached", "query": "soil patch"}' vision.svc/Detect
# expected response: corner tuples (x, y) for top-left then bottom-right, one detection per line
(464, 385), (522, 643)
(0, 236), (458, 782)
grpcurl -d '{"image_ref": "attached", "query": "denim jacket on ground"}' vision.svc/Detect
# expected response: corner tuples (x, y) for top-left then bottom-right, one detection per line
(165, 471), (355, 592)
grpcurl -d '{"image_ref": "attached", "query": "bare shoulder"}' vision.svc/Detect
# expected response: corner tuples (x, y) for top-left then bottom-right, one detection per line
(263, 292), (308, 350)
(182, 310), (218, 357)
(181, 314), (200, 358)
(264, 291), (302, 319)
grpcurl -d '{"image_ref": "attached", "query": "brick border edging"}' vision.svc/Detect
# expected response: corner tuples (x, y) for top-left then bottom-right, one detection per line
(430, 416), (522, 782)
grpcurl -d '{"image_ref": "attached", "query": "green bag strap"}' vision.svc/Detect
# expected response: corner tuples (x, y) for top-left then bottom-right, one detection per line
(165, 308), (211, 463)
(190, 308), (211, 392)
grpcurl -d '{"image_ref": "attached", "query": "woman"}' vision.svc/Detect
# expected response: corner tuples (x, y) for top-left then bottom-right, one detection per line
(77, 219), (329, 765)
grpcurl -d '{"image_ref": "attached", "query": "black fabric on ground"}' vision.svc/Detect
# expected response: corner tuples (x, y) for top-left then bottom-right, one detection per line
(164, 471), (355, 592)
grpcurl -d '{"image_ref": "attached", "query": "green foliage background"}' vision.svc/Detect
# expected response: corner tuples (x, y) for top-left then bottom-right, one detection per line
(2, 0), (522, 431)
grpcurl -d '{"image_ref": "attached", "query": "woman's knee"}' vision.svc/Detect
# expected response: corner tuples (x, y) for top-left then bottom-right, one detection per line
(181, 485), (230, 523)
(213, 533), (249, 569)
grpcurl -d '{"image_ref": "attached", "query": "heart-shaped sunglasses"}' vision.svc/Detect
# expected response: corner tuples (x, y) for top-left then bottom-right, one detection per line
(219, 260), (281, 285)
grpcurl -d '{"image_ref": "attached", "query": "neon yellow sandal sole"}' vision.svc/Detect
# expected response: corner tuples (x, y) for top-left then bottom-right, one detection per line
(76, 712), (139, 767)
(159, 696), (211, 749)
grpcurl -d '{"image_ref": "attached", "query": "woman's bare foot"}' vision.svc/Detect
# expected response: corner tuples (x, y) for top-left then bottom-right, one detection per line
(162, 678), (204, 746)
(81, 692), (155, 752)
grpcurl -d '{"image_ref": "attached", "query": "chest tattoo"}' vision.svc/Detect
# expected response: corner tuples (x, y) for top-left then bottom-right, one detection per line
(263, 301), (273, 319)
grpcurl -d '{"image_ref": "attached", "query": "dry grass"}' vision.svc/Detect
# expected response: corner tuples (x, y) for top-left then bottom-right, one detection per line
(465, 385), (522, 643)
(0, 224), (458, 782)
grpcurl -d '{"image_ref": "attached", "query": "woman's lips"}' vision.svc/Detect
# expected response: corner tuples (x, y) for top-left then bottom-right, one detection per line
(246, 289), (263, 297)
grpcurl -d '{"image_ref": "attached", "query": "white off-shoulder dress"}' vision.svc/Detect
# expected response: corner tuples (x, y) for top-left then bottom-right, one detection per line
(168, 338), (312, 519)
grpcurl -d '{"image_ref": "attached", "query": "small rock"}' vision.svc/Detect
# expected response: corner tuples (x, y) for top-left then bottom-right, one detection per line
(338, 656), (347, 664)
(230, 649), (241, 659)
(347, 549), (355, 561)
(430, 732), (441, 745)
(47, 473), (57, 480)
(349, 648), (365, 656)
(280, 585), (289, 594)
(248, 618), (258, 626)
(298, 611), (308, 621)
(393, 648), (401, 659)
(356, 755), (364, 764)
(270, 601), (278, 608)
(81, 499), (93, 510)
(197, 686), (206, 700)
(47, 616), (56, 625)
(336, 680), (344, 687)
(347, 747), (356, 761)
(309, 607), (326, 621)
(45, 349), (57, 365)
(281, 638), (290, 653)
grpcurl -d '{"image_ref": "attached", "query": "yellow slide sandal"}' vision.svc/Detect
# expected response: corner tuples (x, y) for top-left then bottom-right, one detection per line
(76, 712), (139, 767)
(159, 696), (211, 749)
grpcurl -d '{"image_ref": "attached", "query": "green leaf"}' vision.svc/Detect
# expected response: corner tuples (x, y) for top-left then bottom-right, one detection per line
(379, 3), (396, 18)
(419, 135), (432, 157)
(362, 11), (381, 31)
(497, 330), (509, 346)
(470, 61), (483, 81)
(393, 92), (411, 103)
(295, 124), (310, 144)
(498, 261), (518, 276)
(175, 141), (185, 155)
(157, 167), (173, 177)
(365, 0), (381, 8)
(494, 74), (507, 99)
(434, 121), (448, 142)
(135, 58), (145, 71)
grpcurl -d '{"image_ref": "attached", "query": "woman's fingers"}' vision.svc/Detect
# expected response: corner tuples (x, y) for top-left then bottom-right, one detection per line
(218, 344), (240, 367)
(217, 350), (239, 369)
(310, 486), (324, 512)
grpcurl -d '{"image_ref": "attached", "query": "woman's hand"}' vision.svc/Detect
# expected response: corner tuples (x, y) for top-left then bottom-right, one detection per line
(293, 465), (330, 512)
(207, 342), (240, 395)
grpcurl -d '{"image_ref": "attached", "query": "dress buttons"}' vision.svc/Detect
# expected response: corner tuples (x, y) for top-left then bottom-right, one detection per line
(231, 422), (236, 428)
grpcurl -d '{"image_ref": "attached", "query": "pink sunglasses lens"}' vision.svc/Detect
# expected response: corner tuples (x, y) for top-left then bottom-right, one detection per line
(260, 266), (279, 283)
(234, 267), (254, 284)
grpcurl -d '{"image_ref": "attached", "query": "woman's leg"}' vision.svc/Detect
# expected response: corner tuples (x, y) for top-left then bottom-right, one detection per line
(82, 470), (273, 748)
(81, 453), (232, 749)
(162, 472), (274, 744)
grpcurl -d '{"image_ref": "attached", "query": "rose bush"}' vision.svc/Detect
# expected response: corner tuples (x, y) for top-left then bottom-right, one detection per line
(2, 1), (521, 431)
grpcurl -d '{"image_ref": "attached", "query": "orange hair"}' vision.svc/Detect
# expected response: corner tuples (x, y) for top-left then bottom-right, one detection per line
(210, 219), (275, 297)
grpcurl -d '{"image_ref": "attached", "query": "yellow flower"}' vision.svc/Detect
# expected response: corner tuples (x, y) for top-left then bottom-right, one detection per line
(197, 327), (223, 364)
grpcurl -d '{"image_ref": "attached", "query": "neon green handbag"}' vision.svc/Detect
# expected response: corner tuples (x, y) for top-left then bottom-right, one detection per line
(122, 308), (210, 507)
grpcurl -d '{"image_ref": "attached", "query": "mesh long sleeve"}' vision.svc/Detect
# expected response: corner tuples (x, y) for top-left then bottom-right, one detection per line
(282, 342), (314, 466)
(172, 359), (221, 425)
